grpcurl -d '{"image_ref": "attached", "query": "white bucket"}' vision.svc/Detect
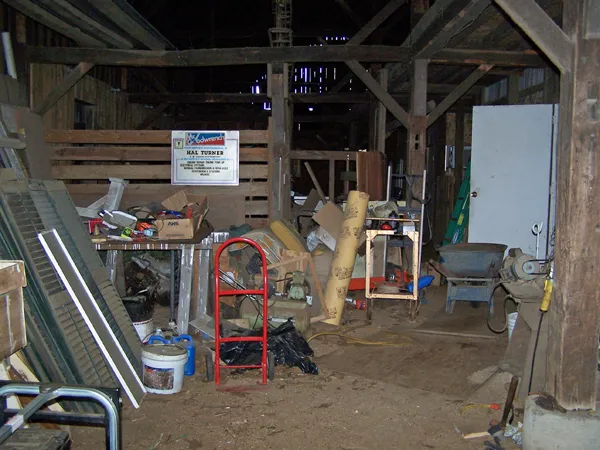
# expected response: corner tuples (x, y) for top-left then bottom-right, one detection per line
(133, 318), (154, 341)
(507, 312), (519, 342)
(142, 344), (188, 395)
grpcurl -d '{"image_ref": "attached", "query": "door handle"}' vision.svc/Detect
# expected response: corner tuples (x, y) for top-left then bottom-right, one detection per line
(471, 191), (478, 198)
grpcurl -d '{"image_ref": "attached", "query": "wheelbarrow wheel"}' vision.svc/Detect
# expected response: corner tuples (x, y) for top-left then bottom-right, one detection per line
(205, 354), (214, 382)
(267, 351), (275, 381)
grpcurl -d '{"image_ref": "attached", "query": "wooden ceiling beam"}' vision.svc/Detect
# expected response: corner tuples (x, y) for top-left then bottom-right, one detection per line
(25, 46), (546, 67)
(3, 0), (105, 47)
(494, 0), (573, 73)
(426, 64), (493, 127)
(389, 0), (492, 88)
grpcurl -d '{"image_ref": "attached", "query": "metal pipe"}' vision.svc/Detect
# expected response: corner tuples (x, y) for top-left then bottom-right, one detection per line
(1, 33), (17, 79)
(0, 384), (119, 449)
(170, 249), (176, 323)
(382, 164), (392, 277)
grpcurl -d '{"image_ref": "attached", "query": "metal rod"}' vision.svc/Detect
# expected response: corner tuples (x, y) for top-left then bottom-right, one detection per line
(0, 384), (119, 449)
(1, 33), (17, 80)
(501, 375), (520, 429)
(170, 249), (176, 323)
(382, 164), (392, 277)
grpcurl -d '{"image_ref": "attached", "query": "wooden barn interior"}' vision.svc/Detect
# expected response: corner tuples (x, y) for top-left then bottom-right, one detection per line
(0, 0), (598, 449)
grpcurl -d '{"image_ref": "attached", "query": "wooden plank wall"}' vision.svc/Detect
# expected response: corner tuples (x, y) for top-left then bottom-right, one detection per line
(30, 64), (159, 130)
(45, 129), (270, 229)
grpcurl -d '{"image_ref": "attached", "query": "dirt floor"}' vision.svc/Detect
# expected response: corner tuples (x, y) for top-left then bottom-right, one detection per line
(72, 286), (521, 449)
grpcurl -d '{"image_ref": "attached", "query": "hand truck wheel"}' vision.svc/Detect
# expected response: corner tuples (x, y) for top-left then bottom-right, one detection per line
(267, 351), (275, 381)
(205, 354), (215, 382)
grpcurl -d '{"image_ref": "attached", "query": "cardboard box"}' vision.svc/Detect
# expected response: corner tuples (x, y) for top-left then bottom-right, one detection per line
(312, 202), (366, 249)
(156, 191), (208, 240)
(0, 261), (27, 360)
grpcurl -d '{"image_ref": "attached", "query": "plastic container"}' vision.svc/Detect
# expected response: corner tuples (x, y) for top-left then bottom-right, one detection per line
(147, 334), (195, 376)
(133, 318), (154, 341)
(142, 344), (188, 394)
(507, 312), (518, 342)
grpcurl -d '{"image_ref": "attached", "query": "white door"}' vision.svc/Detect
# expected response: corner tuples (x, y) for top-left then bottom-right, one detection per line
(469, 105), (557, 259)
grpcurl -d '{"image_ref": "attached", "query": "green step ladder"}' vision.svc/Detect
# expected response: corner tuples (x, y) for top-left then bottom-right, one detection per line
(442, 163), (471, 246)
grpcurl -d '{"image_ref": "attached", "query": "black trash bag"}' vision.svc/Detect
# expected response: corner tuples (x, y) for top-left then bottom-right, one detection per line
(220, 319), (318, 375)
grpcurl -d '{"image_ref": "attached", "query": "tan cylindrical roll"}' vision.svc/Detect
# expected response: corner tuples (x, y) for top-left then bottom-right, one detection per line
(323, 190), (369, 325)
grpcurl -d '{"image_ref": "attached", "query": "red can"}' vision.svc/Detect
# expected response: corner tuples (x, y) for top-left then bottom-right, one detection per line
(354, 299), (367, 310)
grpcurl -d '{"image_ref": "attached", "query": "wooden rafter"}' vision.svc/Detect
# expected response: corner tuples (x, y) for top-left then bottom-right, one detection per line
(135, 103), (169, 130)
(34, 62), (95, 116)
(494, 0), (573, 73)
(388, 0), (492, 88)
(426, 64), (494, 127)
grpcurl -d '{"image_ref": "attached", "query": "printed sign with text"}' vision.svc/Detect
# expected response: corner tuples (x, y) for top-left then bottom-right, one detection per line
(171, 130), (240, 185)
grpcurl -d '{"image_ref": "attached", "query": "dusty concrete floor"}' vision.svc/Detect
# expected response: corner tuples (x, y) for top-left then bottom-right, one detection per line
(72, 286), (519, 449)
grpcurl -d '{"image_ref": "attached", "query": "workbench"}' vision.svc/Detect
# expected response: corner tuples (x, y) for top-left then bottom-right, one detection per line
(94, 227), (223, 336)
(365, 219), (421, 320)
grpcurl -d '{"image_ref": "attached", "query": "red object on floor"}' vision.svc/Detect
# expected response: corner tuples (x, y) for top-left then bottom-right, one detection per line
(214, 237), (270, 386)
(348, 277), (385, 291)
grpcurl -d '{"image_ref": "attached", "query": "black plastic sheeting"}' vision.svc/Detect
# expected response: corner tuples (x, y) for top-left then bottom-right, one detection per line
(220, 320), (318, 375)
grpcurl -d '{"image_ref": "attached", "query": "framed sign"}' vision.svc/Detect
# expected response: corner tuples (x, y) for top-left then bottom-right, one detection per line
(171, 130), (240, 185)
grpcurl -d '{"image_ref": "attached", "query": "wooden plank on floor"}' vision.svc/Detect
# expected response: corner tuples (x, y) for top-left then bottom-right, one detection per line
(53, 164), (268, 180)
(49, 146), (269, 162)
(44, 129), (269, 145)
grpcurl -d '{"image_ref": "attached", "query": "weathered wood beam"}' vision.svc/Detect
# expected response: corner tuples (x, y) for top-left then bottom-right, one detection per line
(36, 0), (134, 49)
(375, 69), (388, 152)
(330, 0), (409, 92)
(348, 0), (408, 45)
(386, 0), (463, 83)
(35, 62), (95, 116)
(333, 0), (364, 27)
(414, 0), (491, 59)
(389, 0), (491, 88)
(135, 103), (169, 130)
(546, 0), (600, 410)
(3, 0), (105, 47)
(289, 150), (357, 161)
(25, 46), (546, 67)
(346, 60), (410, 130)
(426, 64), (493, 127)
(494, 0), (573, 73)
(26, 45), (413, 66)
(129, 85), (483, 105)
(85, 0), (166, 50)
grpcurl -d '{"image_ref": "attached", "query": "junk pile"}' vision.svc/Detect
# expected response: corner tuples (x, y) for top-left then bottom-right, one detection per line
(80, 186), (209, 243)
(0, 180), (146, 409)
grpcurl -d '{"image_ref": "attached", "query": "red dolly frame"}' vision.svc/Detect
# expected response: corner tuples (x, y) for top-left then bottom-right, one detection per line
(213, 237), (270, 385)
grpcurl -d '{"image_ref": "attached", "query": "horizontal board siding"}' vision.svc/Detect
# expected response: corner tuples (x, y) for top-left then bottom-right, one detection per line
(52, 164), (268, 180)
(45, 129), (268, 145)
(49, 146), (269, 162)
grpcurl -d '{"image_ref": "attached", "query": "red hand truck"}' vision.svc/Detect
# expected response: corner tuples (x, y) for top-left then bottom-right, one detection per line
(207, 237), (274, 386)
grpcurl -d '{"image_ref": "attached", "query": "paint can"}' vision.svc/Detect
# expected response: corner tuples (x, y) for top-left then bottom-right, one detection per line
(142, 344), (187, 394)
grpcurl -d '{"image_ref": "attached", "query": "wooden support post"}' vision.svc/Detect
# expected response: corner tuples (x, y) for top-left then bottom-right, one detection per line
(407, 59), (428, 204)
(34, 62), (94, 116)
(454, 103), (465, 191)
(545, 0), (600, 410)
(376, 68), (388, 153)
(507, 72), (520, 104)
(269, 73), (291, 220)
(328, 159), (335, 202)
(494, 0), (573, 73)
